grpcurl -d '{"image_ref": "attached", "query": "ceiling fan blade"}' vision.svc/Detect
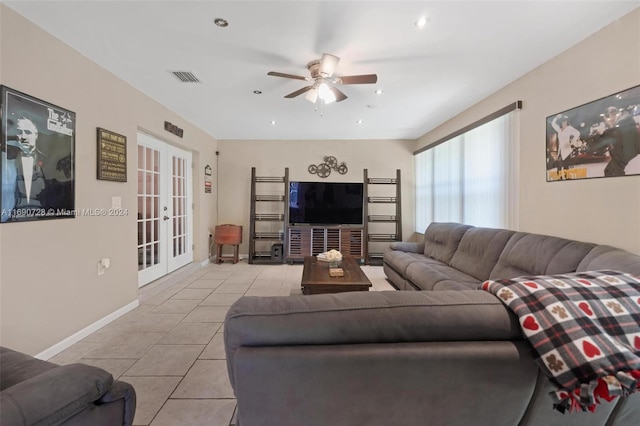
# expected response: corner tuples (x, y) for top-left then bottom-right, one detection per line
(267, 71), (309, 81)
(319, 53), (340, 77)
(335, 74), (378, 85)
(284, 86), (314, 98)
(329, 86), (348, 102)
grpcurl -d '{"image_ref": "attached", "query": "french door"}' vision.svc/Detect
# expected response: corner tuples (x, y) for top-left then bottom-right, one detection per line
(137, 132), (193, 287)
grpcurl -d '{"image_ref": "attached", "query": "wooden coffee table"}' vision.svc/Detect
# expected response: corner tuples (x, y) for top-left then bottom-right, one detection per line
(301, 256), (372, 295)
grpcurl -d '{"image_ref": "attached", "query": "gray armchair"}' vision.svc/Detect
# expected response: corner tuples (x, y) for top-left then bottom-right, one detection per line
(0, 346), (136, 426)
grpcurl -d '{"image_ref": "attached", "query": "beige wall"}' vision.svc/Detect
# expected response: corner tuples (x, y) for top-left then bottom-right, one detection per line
(416, 9), (640, 255)
(216, 139), (415, 256)
(0, 6), (218, 355)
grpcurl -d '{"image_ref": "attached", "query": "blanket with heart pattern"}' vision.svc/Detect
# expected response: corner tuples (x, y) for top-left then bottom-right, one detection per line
(482, 270), (640, 413)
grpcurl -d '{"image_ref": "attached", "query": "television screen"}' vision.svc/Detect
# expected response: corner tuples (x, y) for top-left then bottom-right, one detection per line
(289, 181), (363, 225)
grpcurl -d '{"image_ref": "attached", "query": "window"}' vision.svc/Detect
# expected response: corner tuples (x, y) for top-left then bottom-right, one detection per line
(415, 104), (520, 232)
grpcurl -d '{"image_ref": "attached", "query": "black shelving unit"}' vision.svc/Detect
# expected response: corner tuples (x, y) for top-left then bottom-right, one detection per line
(363, 169), (402, 265)
(248, 167), (289, 264)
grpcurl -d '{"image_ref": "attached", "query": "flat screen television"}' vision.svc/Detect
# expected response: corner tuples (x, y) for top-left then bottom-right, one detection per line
(289, 181), (364, 225)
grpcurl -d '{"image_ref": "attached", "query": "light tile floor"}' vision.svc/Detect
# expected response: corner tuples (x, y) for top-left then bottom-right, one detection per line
(49, 260), (394, 426)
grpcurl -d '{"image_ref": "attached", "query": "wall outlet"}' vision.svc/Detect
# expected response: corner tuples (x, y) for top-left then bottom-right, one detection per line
(97, 258), (110, 275)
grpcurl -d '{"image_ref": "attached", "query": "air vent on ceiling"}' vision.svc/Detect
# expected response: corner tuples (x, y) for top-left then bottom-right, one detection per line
(171, 71), (201, 83)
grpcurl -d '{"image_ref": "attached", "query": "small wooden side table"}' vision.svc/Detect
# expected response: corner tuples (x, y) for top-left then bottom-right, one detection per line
(214, 224), (242, 264)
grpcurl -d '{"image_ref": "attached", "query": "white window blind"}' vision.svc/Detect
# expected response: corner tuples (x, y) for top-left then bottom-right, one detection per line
(415, 108), (518, 233)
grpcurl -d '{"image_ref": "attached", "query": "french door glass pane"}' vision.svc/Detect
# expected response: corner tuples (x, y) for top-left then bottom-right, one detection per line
(138, 144), (162, 271)
(137, 146), (144, 168)
(171, 156), (188, 258)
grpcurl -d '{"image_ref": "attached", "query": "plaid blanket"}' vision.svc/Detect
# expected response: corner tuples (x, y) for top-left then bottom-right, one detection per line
(482, 270), (640, 413)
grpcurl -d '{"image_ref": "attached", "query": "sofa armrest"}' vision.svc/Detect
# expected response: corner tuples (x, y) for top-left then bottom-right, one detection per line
(224, 290), (521, 387)
(389, 241), (424, 253)
(0, 363), (113, 426)
(96, 380), (137, 426)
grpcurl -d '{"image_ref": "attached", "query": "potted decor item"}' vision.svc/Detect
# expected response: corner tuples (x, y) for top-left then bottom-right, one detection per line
(326, 249), (343, 268)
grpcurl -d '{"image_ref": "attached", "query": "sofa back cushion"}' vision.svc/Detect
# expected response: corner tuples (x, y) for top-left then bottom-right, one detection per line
(489, 232), (596, 279)
(0, 347), (57, 391)
(577, 245), (640, 275)
(450, 227), (515, 281)
(422, 222), (472, 264)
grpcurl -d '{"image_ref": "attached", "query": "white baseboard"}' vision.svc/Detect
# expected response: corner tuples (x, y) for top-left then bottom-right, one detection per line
(200, 258), (210, 267)
(35, 299), (140, 361)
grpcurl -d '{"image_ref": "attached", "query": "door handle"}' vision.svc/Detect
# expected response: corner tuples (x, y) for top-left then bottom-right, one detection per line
(163, 216), (169, 221)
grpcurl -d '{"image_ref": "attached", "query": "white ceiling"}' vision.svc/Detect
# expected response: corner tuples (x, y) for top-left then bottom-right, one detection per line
(5, 1), (638, 140)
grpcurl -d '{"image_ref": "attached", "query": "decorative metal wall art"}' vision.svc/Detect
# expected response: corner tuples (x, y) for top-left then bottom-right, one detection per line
(308, 156), (348, 178)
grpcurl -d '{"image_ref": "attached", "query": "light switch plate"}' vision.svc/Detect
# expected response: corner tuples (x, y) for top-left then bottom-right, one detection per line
(112, 196), (122, 209)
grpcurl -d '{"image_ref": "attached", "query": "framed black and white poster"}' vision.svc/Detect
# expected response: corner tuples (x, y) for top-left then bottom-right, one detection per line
(1, 86), (75, 222)
(546, 85), (640, 181)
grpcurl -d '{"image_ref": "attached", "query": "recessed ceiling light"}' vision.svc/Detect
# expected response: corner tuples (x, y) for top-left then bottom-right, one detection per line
(415, 16), (427, 28)
(253, 90), (262, 95)
(270, 120), (277, 125)
(214, 18), (229, 27)
(374, 89), (383, 95)
(356, 119), (364, 124)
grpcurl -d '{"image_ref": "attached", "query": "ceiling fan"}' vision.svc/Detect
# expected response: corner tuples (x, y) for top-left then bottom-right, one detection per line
(267, 53), (377, 104)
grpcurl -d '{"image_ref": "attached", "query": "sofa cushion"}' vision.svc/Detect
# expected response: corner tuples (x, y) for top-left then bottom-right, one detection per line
(577, 245), (640, 275)
(388, 241), (424, 254)
(226, 290), (520, 346)
(450, 227), (515, 281)
(383, 250), (431, 276)
(489, 232), (596, 279)
(422, 222), (473, 264)
(383, 263), (409, 290)
(0, 346), (57, 391)
(225, 290), (522, 391)
(405, 261), (481, 291)
(432, 281), (479, 291)
(1, 363), (113, 426)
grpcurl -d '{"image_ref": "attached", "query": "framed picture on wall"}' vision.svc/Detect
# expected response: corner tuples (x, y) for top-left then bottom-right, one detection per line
(546, 84), (640, 181)
(0, 85), (76, 222)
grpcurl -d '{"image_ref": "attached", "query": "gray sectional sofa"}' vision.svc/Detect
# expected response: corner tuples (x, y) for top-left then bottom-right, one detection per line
(384, 222), (640, 291)
(0, 346), (136, 425)
(224, 222), (640, 426)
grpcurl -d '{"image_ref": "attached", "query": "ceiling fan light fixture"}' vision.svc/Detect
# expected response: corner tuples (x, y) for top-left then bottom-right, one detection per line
(319, 53), (340, 77)
(268, 53), (376, 105)
(318, 82), (336, 104)
(305, 88), (319, 103)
